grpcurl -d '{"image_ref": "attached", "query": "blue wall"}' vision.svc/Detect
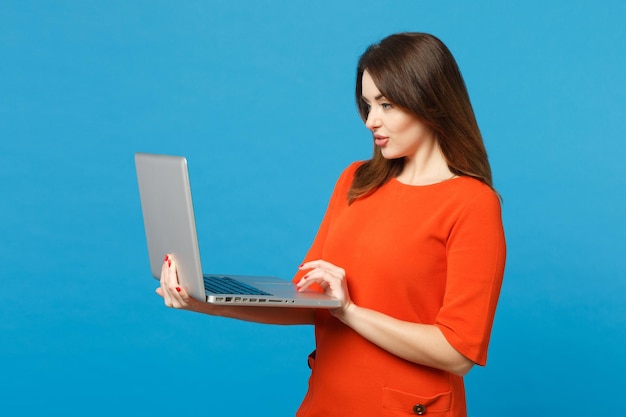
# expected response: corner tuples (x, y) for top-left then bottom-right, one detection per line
(1, 1), (624, 415)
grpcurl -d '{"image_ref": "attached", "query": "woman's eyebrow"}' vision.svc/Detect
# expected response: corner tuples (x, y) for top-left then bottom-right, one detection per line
(361, 94), (386, 102)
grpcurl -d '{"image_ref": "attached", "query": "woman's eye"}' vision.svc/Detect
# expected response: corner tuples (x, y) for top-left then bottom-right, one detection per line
(381, 102), (393, 110)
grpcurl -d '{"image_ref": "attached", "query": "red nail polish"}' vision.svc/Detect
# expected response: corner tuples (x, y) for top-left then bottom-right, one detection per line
(176, 287), (181, 292)
(164, 254), (169, 262)
(168, 259), (172, 267)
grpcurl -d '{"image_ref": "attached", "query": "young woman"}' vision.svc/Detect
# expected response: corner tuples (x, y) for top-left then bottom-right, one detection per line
(158, 32), (506, 417)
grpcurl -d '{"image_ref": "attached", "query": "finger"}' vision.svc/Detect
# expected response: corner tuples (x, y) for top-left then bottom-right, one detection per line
(172, 285), (196, 309)
(165, 256), (187, 307)
(162, 254), (184, 308)
(160, 254), (174, 307)
(297, 270), (335, 292)
(299, 259), (327, 270)
(297, 275), (318, 292)
(170, 284), (202, 310)
(157, 284), (195, 311)
(300, 266), (344, 284)
(300, 259), (345, 276)
(168, 285), (186, 308)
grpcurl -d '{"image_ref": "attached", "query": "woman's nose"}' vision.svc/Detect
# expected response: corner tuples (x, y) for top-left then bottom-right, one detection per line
(365, 110), (381, 130)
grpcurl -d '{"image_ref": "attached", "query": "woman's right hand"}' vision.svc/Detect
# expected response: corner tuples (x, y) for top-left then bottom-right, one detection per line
(156, 254), (205, 312)
(155, 253), (315, 325)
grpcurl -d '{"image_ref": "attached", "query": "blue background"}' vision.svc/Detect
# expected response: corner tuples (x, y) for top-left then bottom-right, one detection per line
(1, 1), (624, 415)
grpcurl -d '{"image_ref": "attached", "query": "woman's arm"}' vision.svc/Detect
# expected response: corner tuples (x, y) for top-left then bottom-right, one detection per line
(157, 255), (315, 325)
(297, 260), (474, 376)
(335, 303), (474, 376)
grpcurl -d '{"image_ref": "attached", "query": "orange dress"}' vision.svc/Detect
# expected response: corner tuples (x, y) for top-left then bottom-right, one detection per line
(292, 162), (506, 417)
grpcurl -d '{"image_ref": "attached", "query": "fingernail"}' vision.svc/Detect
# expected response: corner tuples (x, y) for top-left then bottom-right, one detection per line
(176, 287), (181, 292)
(168, 259), (172, 267)
(164, 254), (169, 262)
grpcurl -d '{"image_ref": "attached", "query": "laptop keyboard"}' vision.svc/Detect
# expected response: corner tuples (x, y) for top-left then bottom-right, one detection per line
(203, 276), (272, 296)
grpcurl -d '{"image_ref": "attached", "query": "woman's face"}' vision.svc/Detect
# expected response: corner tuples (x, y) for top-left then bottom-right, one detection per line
(361, 71), (435, 161)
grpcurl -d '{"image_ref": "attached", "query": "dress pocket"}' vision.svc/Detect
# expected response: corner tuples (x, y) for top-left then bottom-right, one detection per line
(382, 386), (452, 416)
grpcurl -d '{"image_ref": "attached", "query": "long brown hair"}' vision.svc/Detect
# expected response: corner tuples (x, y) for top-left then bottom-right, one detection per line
(349, 33), (493, 203)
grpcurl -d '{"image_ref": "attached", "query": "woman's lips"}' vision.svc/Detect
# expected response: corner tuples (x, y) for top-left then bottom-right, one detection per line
(374, 136), (389, 147)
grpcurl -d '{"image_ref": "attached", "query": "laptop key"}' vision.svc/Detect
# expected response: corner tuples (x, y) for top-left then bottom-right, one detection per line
(203, 276), (272, 296)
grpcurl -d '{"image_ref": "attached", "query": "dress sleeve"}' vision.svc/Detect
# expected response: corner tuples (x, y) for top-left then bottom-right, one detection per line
(435, 188), (506, 366)
(291, 162), (361, 288)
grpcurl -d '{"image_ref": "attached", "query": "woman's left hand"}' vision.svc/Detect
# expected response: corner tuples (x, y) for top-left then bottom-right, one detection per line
(297, 260), (353, 317)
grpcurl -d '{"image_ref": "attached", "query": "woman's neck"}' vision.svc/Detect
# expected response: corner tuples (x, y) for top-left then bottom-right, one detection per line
(396, 143), (455, 186)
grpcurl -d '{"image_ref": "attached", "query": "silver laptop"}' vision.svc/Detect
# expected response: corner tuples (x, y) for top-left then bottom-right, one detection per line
(135, 152), (340, 308)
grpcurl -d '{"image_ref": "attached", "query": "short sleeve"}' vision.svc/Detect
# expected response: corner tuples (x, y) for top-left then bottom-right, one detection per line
(435, 188), (506, 366)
